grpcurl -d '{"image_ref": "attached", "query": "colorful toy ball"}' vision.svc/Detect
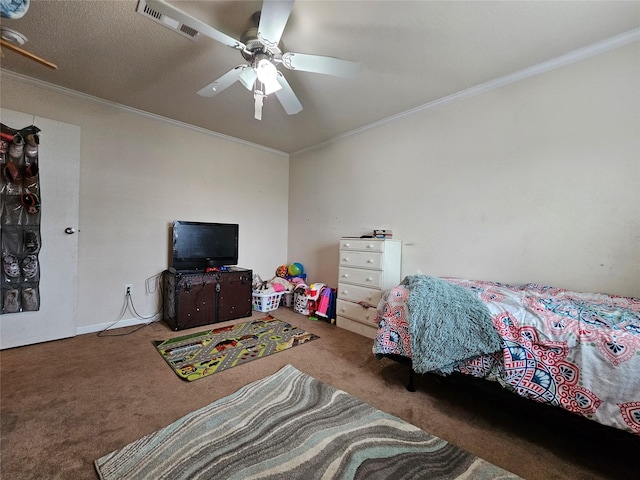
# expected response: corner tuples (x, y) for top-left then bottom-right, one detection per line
(288, 262), (304, 276)
(276, 265), (288, 277)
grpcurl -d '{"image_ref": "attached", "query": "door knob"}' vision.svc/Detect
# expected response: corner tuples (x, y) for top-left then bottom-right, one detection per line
(65, 227), (76, 234)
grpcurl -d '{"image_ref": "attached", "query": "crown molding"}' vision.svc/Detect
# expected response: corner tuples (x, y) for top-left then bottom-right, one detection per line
(3, 26), (638, 159)
(0, 69), (289, 158)
(291, 27), (640, 157)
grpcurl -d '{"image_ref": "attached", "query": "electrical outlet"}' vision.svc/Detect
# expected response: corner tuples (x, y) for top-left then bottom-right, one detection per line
(124, 284), (133, 295)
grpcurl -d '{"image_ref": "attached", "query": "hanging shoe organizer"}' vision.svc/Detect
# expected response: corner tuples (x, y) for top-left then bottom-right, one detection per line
(1, 123), (41, 314)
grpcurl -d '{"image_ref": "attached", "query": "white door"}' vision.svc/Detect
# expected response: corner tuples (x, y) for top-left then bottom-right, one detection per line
(1, 108), (80, 349)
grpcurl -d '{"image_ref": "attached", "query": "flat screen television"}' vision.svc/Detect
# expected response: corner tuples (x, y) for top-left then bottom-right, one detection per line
(171, 221), (239, 271)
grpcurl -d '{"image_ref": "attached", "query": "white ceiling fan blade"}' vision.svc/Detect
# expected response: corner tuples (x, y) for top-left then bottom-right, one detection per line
(257, 0), (294, 47)
(274, 73), (303, 115)
(197, 66), (245, 97)
(281, 52), (359, 79)
(146, 0), (245, 49)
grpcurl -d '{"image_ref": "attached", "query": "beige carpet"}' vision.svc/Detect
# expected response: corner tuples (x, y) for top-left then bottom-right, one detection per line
(1, 307), (638, 479)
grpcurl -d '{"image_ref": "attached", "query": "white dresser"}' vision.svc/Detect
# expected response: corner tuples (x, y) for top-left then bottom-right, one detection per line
(336, 237), (401, 338)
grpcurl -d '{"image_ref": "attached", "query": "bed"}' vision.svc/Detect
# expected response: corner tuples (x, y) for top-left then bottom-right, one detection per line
(373, 275), (640, 435)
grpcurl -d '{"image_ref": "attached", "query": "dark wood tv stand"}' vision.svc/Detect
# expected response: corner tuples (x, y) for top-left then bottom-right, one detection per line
(163, 267), (253, 331)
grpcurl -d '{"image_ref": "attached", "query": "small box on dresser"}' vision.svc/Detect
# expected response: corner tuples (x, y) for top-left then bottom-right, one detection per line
(337, 237), (401, 338)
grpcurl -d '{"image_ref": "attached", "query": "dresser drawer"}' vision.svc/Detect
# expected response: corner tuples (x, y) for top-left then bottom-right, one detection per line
(339, 239), (385, 253)
(337, 283), (381, 306)
(339, 250), (383, 270)
(335, 316), (377, 339)
(338, 267), (383, 289)
(336, 299), (378, 326)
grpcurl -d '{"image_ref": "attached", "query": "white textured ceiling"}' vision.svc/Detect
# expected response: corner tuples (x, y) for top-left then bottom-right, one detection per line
(1, 1), (639, 154)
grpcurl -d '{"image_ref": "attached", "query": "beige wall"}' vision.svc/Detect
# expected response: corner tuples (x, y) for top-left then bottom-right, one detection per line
(2, 40), (638, 336)
(1, 76), (289, 330)
(288, 43), (640, 298)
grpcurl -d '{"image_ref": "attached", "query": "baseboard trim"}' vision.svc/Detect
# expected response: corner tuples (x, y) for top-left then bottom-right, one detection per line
(76, 316), (158, 336)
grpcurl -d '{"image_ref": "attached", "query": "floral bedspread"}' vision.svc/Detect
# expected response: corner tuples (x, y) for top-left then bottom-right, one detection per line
(373, 278), (640, 434)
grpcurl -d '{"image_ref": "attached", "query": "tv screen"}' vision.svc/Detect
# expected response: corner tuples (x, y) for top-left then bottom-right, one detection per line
(171, 221), (239, 271)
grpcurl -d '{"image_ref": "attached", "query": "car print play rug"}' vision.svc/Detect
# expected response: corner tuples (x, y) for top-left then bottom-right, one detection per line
(154, 316), (319, 381)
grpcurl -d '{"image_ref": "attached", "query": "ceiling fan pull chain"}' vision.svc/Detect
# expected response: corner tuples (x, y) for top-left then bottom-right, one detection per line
(254, 91), (265, 121)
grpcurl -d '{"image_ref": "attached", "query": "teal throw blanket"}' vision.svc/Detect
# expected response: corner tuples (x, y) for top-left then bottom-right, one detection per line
(402, 275), (502, 374)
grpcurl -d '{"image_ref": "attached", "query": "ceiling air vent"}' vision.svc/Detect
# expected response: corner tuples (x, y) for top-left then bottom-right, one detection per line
(136, 0), (200, 41)
(179, 24), (198, 38)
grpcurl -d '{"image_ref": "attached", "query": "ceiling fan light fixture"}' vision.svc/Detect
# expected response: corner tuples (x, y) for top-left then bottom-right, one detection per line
(238, 66), (257, 90)
(150, 0), (358, 120)
(256, 59), (282, 95)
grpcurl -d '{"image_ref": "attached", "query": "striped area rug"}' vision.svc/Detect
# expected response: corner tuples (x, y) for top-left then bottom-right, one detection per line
(94, 365), (521, 480)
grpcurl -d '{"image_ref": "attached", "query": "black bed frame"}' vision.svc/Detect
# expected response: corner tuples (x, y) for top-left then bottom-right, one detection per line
(380, 354), (418, 391)
(380, 352), (640, 447)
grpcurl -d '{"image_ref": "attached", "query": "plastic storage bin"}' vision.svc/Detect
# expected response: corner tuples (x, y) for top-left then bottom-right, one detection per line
(281, 291), (293, 307)
(252, 291), (284, 312)
(294, 289), (310, 315)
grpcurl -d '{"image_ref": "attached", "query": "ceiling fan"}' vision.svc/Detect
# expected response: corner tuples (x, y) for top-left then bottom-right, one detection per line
(138, 0), (359, 120)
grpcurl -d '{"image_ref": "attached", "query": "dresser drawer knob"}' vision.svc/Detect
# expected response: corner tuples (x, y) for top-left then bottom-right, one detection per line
(366, 244), (374, 249)
(342, 257), (349, 262)
(366, 277), (373, 282)
(367, 259), (373, 263)
(342, 273), (349, 278)
(341, 290), (348, 295)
